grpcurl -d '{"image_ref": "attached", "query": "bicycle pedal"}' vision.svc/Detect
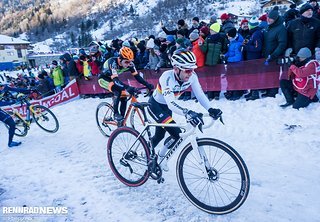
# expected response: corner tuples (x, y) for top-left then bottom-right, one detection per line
(157, 177), (165, 184)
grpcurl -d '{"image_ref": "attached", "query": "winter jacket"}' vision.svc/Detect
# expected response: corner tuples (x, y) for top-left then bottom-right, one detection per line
(287, 16), (320, 55)
(191, 36), (206, 67)
(263, 17), (287, 61)
(200, 33), (227, 66)
(162, 24), (189, 38)
(146, 49), (160, 70)
(238, 28), (250, 40)
(52, 66), (64, 87)
(88, 59), (101, 76)
(284, 8), (299, 26)
(288, 60), (320, 99)
(36, 78), (54, 97)
(242, 27), (264, 60)
(225, 34), (244, 63)
(134, 50), (149, 70)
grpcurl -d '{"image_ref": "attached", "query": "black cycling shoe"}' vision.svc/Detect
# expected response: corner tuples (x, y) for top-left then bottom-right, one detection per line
(8, 141), (22, 147)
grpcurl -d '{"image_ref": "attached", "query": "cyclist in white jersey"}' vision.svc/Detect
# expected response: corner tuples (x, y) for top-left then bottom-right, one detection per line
(147, 49), (222, 168)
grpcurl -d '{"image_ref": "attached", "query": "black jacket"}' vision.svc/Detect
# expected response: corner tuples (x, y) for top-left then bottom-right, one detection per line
(287, 16), (320, 55)
(263, 17), (288, 60)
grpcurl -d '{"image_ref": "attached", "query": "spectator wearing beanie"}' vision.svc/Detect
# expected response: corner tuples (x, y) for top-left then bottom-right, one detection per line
(161, 18), (189, 38)
(208, 15), (217, 27)
(199, 26), (210, 39)
(258, 14), (268, 30)
(200, 22), (228, 100)
(220, 13), (235, 33)
(309, 0), (320, 20)
(189, 30), (205, 67)
(238, 19), (250, 40)
(287, 3), (320, 55)
(176, 29), (192, 49)
(242, 16), (264, 101)
(51, 60), (64, 92)
(145, 39), (160, 70)
(223, 27), (245, 100)
(262, 8), (287, 98)
(189, 16), (202, 34)
(283, 4), (299, 26)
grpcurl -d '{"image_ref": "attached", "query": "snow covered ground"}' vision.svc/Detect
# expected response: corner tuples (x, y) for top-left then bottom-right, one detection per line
(1, 94), (320, 222)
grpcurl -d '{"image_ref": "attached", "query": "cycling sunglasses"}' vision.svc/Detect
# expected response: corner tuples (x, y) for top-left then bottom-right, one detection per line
(178, 67), (194, 74)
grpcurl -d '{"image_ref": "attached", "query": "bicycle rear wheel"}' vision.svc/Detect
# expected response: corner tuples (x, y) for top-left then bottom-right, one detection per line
(96, 102), (117, 137)
(176, 138), (250, 214)
(107, 127), (150, 187)
(32, 105), (59, 133)
(5, 111), (28, 137)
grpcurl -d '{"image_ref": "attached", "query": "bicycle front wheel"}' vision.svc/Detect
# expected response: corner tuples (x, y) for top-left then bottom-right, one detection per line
(5, 111), (28, 137)
(176, 138), (250, 215)
(96, 102), (117, 137)
(107, 127), (150, 187)
(32, 105), (59, 133)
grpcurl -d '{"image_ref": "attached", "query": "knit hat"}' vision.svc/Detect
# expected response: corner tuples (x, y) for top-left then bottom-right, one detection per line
(177, 19), (185, 26)
(210, 15), (217, 22)
(192, 17), (199, 23)
(189, 31), (200, 41)
(297, 47), (312, 58)
(210, 23), (220, 33)
(158, 32), (167, 39)
(176, 38), (185, 47)
(227, 28), (237, 38)
(122, 40), (131, 48)
(300, 3), (313, 14)
(220, 13), (229, 20)
(240, 19), (249, 26)
(268, 9), (279, 20)
(52, 60), (58, 66)
(146, 39), (155, 49)
(166, 35), (175, 43)
(200, 26), (210, 36)
(248, 16), (259, 29)
(259, 14), (267, 21)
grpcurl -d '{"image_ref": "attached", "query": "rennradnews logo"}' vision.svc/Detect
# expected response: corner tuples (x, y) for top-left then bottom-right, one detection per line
(2, 206), (68, 216)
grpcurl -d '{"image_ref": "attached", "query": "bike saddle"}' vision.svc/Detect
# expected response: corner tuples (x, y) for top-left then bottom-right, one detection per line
(131, 102), (150, 110)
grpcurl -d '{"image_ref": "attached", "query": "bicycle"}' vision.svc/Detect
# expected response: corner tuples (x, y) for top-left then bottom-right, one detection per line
(5, 94), (59, 137)
(96, 87), (151, 137)
(107, 102), (250, 214)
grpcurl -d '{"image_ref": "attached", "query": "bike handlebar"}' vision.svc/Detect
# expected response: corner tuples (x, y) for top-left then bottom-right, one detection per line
(179, 114), (215, 138)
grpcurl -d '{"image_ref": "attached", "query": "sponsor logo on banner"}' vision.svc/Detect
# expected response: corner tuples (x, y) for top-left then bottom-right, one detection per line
(3, 80), (80, 116)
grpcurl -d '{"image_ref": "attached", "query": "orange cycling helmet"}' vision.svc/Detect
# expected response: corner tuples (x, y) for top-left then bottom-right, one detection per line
(119, 46), (134, 61)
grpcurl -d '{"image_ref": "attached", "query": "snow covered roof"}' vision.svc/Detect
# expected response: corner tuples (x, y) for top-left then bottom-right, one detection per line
(0, 34), (30, 45)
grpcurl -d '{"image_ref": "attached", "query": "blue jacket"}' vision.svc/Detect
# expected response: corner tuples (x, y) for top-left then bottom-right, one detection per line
(243, 27), (264, 60)
(225, 34), (244, 63)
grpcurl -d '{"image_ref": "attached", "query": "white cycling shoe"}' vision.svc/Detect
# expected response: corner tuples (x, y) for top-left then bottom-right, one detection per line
(159, 155), (169, 172)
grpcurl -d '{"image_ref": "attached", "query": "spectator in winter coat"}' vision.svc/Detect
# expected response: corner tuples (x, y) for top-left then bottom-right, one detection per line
(263, 9), (288, 98)
(145, 39), (160, 70)
(283, 4), (300, 27)
(309, 0), (320, 20)
(161, 19), (189, 38)
(208, 15), (218, 27)
(189, 17), (202, 35)
(287, 3), (320, 55)
(36, 71), (54, 97)
(200, 23), (227, 100)
(61, 53), (80, 82)
(189, 31), (205, 67)
(224, 28), (244, 100)
(59, 55), (69, 86)
(51, 60), (64, 93)
(220, 13), (235, 33)
(88, 47), (102, 76)
(238, 19), (250, 40)
(242, 16), (264, 101)
(134, 42), (149, 70)
(280, 47), (319, 109)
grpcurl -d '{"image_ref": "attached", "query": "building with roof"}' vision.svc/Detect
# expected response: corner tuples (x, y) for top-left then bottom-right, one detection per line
(0, 34), (30, 70)
(261, 0), (295, 14)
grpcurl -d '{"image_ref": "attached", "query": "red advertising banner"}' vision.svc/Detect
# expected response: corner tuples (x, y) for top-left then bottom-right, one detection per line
(3, 79), (80, 116)
(76, 59), (288, 94)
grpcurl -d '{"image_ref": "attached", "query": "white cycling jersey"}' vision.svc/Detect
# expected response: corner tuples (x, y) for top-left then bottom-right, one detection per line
(152, 70), (211, 115)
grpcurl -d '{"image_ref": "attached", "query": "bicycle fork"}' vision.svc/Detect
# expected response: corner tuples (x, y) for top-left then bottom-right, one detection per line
(190, 138), (219, 182)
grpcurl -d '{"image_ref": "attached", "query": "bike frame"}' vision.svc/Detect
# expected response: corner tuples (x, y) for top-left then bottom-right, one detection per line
(9, 97), (38, 127)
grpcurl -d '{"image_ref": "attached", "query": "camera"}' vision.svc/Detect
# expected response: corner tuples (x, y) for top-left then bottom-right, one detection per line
(277, 56), (295, 65)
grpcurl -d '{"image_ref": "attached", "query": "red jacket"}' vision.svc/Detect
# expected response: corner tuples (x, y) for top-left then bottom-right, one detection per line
(289, 60), (320, 99)
(191, 37), (205, 68)
(88, 59), (101, 75)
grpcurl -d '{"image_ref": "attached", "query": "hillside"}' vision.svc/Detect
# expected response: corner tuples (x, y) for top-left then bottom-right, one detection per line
(0, 0), (258, 50)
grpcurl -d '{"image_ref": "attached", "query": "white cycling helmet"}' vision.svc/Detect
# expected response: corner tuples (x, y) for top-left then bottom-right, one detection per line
(171, 48), (197, 70)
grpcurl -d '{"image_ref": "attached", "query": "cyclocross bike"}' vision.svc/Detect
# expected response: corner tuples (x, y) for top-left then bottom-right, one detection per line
(5, 94), (59, 137)
(107, 102), (250, 215)
(96, 87), (150, 137)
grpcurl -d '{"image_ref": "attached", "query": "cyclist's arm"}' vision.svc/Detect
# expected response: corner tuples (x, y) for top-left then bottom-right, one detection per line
(191, 74), (211, 111)
(161, 76), (188, 116)
(5, 86), (30, 94)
